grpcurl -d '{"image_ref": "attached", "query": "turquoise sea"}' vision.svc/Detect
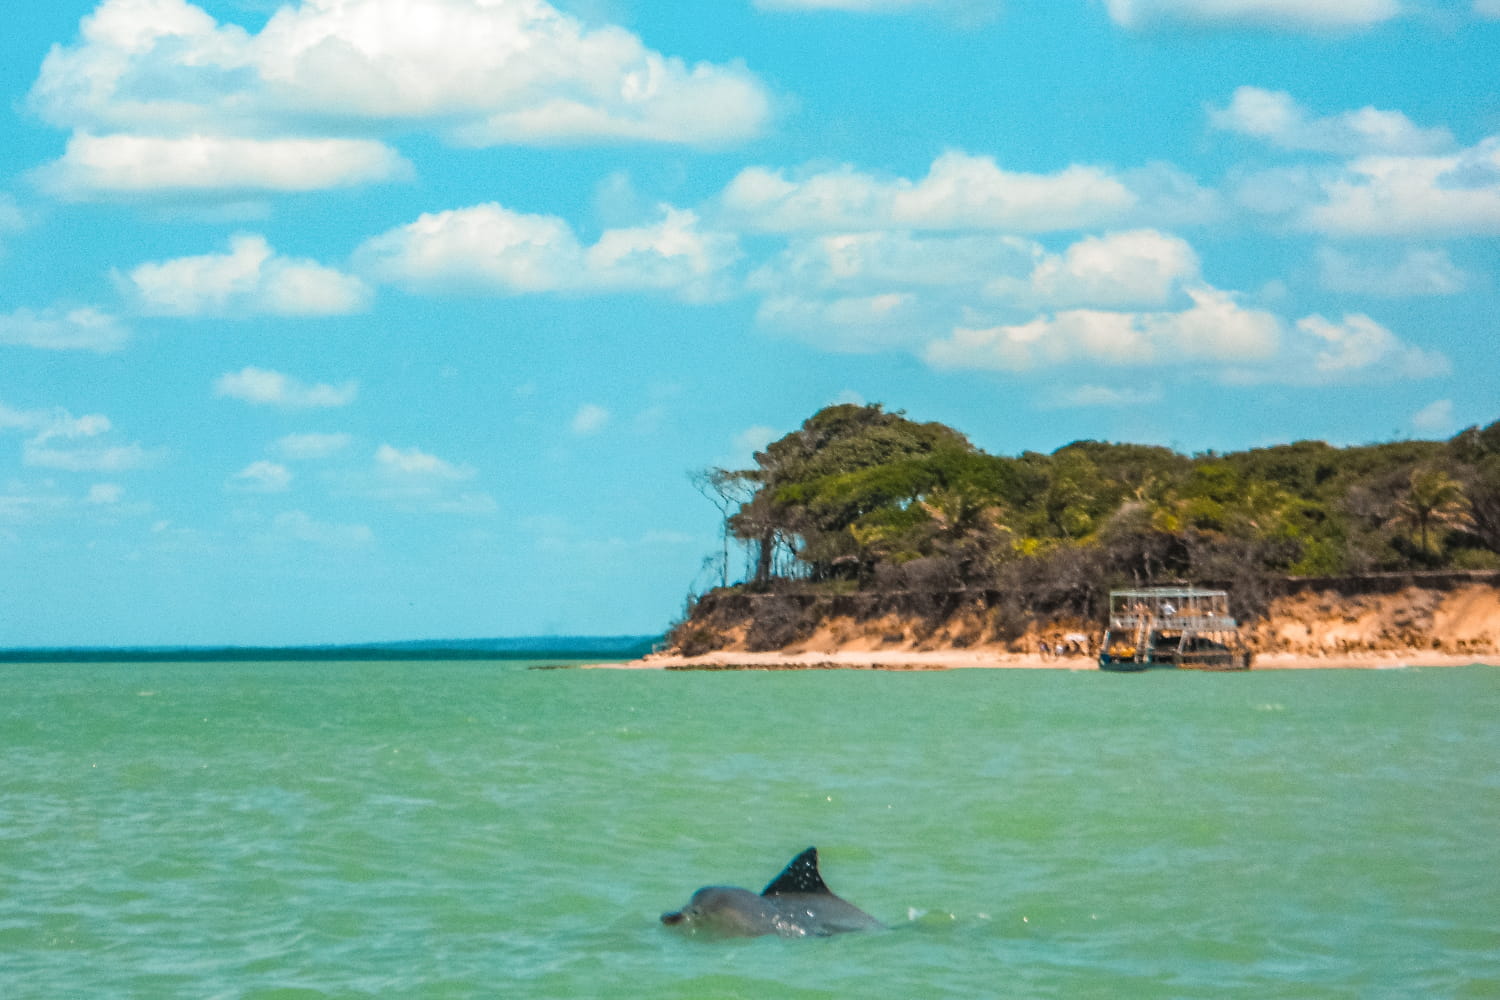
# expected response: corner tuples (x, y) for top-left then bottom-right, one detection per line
(2, 659), (1497, 999)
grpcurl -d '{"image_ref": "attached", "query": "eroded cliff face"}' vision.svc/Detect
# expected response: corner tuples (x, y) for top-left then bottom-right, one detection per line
(667, 577), (1500, 659)
(1246, 584), (1500, 657)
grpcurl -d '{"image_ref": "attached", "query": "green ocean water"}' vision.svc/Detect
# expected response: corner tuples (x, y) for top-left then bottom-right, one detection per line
(2, 660), (1497, 999)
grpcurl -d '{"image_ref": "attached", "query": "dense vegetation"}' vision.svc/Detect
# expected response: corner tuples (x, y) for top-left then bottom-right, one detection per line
(690, 404), (1500, 624)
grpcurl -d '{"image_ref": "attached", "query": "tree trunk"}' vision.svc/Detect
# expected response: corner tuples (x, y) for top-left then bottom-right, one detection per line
(754, 528), (774, 586)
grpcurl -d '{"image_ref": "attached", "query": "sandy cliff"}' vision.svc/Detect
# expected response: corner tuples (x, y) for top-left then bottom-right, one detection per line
(657, 576), (1500, 665)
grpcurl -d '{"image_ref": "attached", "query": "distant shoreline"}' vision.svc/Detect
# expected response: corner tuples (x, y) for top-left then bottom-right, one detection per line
(0, 636), (660, 665)
(589, 650), (1500, 672)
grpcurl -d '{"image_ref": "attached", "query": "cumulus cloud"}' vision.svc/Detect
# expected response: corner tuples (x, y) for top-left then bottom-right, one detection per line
(723, 152), (1141, 233)
(752, 230), (1037, 295)
(125, 234), (370, 316)
(747, 230), (1029, 348)
(570, 404), (612, 436)
(1099, 0), (1402, 32)
(9, 408), (160, 472)
(375, 443), (474, 481)
(1209, 87), (1454, 156)
(214, 367), (359, 409)
(275, 432), (353, 460)
(926, 286), (1283, 372)
(1317, 246), (1468, 296)
(1048, 384), (1165, 408)
(0, 194), (23, 231)
(583, 208), (742, 300)
(756, 292), (926, 352)
(924, 283), (1447, 385)
(1293, 313), (1448, 379)
(230, 460), (292, 493)
(35, 133), (411, 201)
(717, 424), (780, 469)
(0, 305), (129, 351)
(0, 194), (25, 255)
(28, 0), (771, 197)
(87, 483), (124, 505)
(1411, 399), (1455, 434)
(756, 0), (943, 7)
(1018, 229), (1201, 308)
(754, 0), (997, 16)
(1298, 138), (1500, 236)
(272, 509), (373, 548)
(370, 444), (496, 514)
(357, 203), (739, 300)
(751, 228), (1209, 352)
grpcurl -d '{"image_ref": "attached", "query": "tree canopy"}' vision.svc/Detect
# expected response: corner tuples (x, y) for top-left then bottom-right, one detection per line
(699, 404), (1500, 618)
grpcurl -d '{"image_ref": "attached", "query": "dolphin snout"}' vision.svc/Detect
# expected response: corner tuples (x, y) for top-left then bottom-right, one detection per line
(661, 911), (684, 925)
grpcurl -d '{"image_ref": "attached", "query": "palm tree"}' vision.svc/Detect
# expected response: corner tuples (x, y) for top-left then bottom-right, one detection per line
(1393, 467), (1471, 556)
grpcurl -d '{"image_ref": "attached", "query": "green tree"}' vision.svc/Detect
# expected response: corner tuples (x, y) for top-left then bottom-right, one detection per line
(1392, 466), (1471, 558)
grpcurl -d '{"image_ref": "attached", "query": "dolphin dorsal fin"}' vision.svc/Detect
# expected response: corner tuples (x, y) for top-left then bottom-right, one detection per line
(761, 847), (831, 896)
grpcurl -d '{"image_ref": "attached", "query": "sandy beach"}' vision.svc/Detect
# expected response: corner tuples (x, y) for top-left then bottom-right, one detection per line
(590, 649), (1500, 671)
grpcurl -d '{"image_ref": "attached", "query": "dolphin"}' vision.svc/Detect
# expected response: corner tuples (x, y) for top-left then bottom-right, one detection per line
(660, 847), (884, 938)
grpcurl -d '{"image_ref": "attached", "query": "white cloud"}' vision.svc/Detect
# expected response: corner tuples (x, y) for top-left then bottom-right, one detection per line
(21, 410), (158, 471)
(0, 194), (25, 255)
(87, 483), (124, 505)
(1479, 0), (1500, 19)
(214, 367), (359, 409)
(754, 0), (996, 16)
(259, 0), (770, 148)
(1021, 229), (1201, 308)
(756, 292), (925, 351)
(752, 230), (1037, 295)
(126, 234), (370, 316)
(926, 285), (1282, 372)
(28, 0), (771, 197)
(367, 444), (496, 514)
(1299, 138), (1500, 236)
(571, 404), (612, 436)
(361, 203), (580, 293)
(756, 0), (944, 8)
(25, 444), (154, 473)
(358, 202), (739, 299)
(1210, 87), (1454, 156)
(710, 425), (781, 472)
(0, 306), (129, 351)
(0, 404), (56, 434)
(375, 443), (474, 481)
(1317, 246), (1468, 296)
(1411, 399), (1455, 434)
(1100, 0), (1402, 31)
(7, 409), (158, 474)
(231, 460), (292, 493)
(35, 133), (411, 201)
(0, 194), (23, 231)
(583, 208), (741, 301)
(272, 509), (373, 548)
(0, 482), (70, 525)
(929, 294), (1447, 385)
(723, 152), (1142, 233)
(275, 432), (353, 460)
(1294, 313), (1448, 379)
(1049, 384), (1165, 408)
(751, 228), (1208, 351)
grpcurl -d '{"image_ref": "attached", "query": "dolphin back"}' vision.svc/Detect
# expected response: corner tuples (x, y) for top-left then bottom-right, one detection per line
(761, 847), (884, 936)
(662, 846), (883, 938)
(760, 847), (832, 897)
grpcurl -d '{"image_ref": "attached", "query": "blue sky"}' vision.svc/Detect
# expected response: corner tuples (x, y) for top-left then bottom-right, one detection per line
(3, 0), (1498, 646)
